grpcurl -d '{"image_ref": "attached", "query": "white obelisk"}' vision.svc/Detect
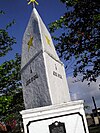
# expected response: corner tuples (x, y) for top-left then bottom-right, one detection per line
(21, 6), (71, 109)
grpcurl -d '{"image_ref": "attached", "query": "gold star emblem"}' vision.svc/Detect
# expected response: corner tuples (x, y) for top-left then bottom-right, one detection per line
(45, 35), (51, 46)
(28, 0), (39, 5)
(27, 36), (33, 51)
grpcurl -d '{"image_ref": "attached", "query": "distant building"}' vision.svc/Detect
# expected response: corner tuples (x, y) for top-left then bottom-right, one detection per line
(86, 108), (100, 126)
(86, 114), (94, 126)
(92, 108), (100, 115)
(92, 108), (100, 125)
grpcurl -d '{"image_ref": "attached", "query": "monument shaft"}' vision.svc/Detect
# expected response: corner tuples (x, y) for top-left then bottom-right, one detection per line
(21, 8), (70, 109)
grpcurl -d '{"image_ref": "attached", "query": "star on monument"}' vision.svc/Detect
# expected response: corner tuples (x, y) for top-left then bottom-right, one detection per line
(28, 0), (39, 5)
(27, 36), (34, 51)
(45, 35), (51, 46)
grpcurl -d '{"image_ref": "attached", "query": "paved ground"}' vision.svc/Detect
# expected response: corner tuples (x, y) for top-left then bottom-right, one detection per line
(89, 125), (100, 133)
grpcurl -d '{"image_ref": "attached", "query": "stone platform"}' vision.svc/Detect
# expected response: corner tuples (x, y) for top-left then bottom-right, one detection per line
(20, 100), (89, 133)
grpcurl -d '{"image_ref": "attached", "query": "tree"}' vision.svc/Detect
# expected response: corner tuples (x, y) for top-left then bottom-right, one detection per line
(0, 10), (24, 133)
(0, 10), (16, 57)
(49, 0), (100, 84)
(0, 54), (21, 94)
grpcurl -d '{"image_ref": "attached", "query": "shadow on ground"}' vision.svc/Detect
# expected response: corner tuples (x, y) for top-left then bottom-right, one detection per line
(89, 125), (100, 133)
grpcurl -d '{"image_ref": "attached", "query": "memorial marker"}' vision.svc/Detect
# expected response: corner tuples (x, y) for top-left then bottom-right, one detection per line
(20, 2), (89, 133)
(49, 121), (66, 133)
(21, 5), (70, 109)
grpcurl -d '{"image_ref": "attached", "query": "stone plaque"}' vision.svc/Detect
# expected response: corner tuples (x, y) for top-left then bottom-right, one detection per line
(49, 121), (66, 133)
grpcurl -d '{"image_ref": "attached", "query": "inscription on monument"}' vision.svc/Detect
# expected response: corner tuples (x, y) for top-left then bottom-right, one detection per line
(49, 121), (66, 133)
(53, 71), (62, 79)
(26, 73), (38, 86)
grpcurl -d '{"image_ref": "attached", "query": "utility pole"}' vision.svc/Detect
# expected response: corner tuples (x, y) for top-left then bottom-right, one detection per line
(92, 96), (100, 125)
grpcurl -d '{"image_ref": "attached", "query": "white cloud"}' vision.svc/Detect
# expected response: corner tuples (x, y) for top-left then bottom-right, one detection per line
(67, 76), (100, 111)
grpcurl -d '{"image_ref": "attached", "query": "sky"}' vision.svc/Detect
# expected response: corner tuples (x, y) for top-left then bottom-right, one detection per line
(0, 0), (100, 113)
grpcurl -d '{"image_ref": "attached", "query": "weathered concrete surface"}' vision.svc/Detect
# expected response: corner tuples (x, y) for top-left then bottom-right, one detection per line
(21, 8), (70, 109)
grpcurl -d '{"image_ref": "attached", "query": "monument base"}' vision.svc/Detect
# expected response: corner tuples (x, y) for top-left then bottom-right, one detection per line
(20, 100), (89, 133)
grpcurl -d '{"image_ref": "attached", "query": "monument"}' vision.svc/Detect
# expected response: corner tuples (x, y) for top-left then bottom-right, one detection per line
(21, 6), (70, 109)
(20, 2), (89, 133)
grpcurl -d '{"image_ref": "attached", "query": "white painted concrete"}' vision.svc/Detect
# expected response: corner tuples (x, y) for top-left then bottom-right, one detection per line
(20, 100), (89, 133)
(43, 52), (70, 104)
(21, 7), (70, 109)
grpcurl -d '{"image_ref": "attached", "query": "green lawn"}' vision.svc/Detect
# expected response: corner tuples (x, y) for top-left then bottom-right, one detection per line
(89, 125), (100, 133)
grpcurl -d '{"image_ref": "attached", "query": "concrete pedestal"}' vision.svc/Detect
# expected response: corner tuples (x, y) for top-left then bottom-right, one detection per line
(20, 100), (89, 133)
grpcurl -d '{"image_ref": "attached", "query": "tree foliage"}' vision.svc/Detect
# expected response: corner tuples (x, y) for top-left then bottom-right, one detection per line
(0, 10), (23, 133)
(0, 53), (21, 94)
(49, 0), (100, 84)
(0, 28), (16, 57)
(0, 91), (24, 133)
(0, 11), (16, 57)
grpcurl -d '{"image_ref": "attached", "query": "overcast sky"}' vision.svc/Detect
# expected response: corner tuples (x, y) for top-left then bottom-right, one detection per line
(0, 0), (100, 112)
(68, 76), (100, 113)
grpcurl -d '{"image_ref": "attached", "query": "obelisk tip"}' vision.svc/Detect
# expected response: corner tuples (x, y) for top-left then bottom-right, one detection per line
(33, 3), (35, 8)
